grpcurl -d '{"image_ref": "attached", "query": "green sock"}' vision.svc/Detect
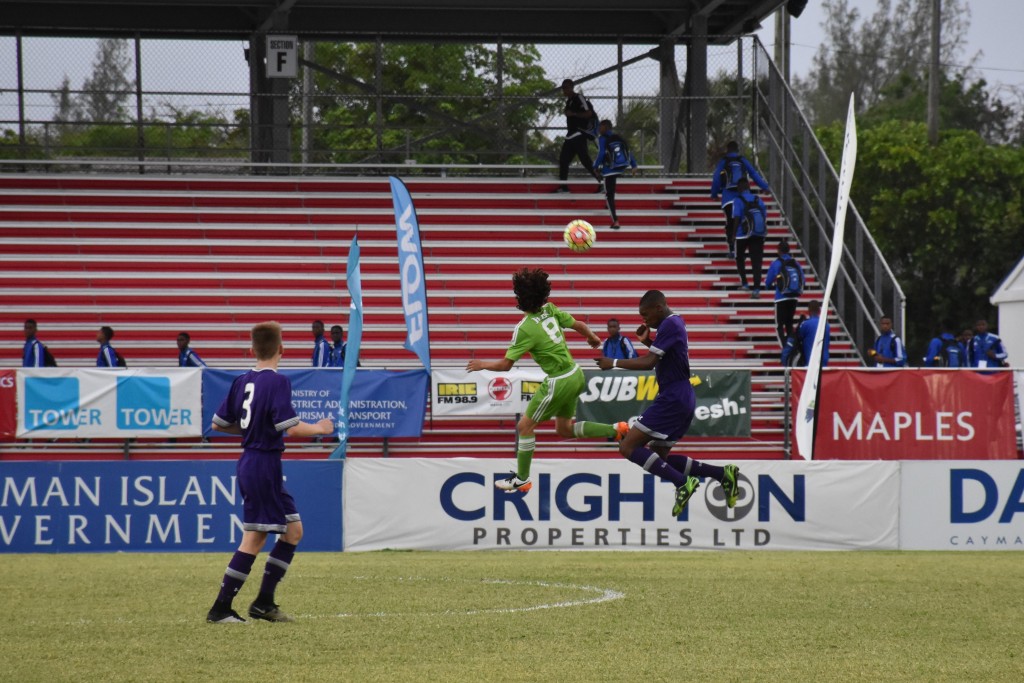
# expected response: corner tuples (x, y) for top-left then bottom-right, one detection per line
(516, 435), (535, 480)
(572, 421), (617, 438)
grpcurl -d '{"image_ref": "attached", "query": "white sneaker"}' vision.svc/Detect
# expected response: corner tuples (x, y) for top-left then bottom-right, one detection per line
(495, 472), (533, 493)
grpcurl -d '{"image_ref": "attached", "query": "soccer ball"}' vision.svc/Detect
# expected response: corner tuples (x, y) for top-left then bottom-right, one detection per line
(564, 219), (596, 253)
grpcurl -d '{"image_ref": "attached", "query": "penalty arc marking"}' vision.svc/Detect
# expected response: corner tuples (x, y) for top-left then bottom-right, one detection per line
(299, 577), (626, 619)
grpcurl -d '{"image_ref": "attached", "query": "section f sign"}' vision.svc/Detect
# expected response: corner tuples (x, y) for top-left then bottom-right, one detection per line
(16, 369), (202, 439)
(265, 35), (298, 78)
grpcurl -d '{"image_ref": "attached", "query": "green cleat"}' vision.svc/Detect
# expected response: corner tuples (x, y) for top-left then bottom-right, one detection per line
(722, 464), (740, 509)
(672, 476), (701, 516)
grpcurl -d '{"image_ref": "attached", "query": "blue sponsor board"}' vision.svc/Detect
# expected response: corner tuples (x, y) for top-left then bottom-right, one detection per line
(0, 461), (343, 553)
(24, 376), (94, 431)
(201, 369), (427, 439)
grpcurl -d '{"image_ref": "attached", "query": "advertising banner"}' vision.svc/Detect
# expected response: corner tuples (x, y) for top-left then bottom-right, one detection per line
(0, 369), (15, 439)
(791, 369), (1018, 460)
(333, 234), (364, 459)
(390, 176), (431, 371)
(0, 460), (343, 553)
(431, 367), (545, 417)
(203, 369), (427, 439)
(900, 461), (1024, 550)
(16, 368), (202, 439)
(343, 459), (899, 551)
(576, 369), (751, 437)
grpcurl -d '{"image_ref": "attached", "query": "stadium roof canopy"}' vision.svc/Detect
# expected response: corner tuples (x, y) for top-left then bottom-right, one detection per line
(1, 0), (788, 43)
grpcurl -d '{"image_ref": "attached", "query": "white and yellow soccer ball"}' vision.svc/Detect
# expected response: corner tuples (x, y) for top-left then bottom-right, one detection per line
(563, 219), (596, 253)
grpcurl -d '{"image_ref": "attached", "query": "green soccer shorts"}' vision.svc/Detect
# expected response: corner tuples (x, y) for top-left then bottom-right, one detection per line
(525, 365), (585, 423)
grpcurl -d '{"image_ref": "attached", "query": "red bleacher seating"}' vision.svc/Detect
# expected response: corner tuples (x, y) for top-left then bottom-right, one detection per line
(0, 174), (861, 461)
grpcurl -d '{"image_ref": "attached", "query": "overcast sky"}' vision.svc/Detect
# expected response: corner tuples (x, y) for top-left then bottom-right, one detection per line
(2, 1), (1022, 125)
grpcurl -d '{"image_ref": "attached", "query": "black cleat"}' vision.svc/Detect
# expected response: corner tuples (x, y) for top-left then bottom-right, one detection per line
(248, 601), (294, 623)
(207, 608), (246, 624)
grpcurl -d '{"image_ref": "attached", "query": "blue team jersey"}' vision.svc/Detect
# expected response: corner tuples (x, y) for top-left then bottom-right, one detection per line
(312, 336), (331, 367)
(179, 348), (207, 367)
(648, 314), (691, 391)
(23, 337), (45, 367)
(212, 368), (300, 452)
(97, 343), (117, 368)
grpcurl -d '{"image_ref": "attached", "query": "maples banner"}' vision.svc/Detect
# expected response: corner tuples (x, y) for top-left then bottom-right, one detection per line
(791, 369), (1017, 460)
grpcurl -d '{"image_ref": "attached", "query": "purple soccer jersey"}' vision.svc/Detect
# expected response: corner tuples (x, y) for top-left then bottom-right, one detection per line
(213, 368), (299, 451)
(213, 368), (302, 533)
(636, 314), (696, 446)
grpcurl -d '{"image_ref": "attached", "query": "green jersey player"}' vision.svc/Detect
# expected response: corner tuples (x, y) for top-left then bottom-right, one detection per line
(466, 268), (626, 492)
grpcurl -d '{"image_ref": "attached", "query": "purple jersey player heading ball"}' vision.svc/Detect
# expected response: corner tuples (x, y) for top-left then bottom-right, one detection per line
(206, 321), (333, 625)
(595, 290), (741, 516)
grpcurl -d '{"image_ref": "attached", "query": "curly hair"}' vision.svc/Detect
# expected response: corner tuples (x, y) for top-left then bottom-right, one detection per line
(512, 267), (551, 313)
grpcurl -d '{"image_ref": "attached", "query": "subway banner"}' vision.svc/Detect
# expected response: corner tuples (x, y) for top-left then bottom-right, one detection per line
(0, 369), (15, 439)
(576, 369), (751, 437)
(16, 368), (202, 439)
(791, 369), (1017, 460)
(202, 369), (428, 438)
(431, 367), (544, 416)
(899, 461), (1024, 550)
(343, 459), (899, 551)
(0, 460), (343, 553)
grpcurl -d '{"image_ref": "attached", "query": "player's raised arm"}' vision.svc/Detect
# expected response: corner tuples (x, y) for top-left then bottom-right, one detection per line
(570, 320), (601, 348)
(466, 357), (514, 373)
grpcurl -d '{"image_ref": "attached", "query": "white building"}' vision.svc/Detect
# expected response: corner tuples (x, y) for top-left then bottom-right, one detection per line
(992, 255), (1024, 367)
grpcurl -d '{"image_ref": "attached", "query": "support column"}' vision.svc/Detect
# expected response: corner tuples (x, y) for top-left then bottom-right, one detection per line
(249, 33), (292, 169)
(686, 14), (709, 174)
(657, 41), (678, 173)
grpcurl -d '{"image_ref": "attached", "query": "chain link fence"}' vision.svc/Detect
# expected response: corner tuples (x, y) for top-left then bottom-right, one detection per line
(1, 34), (763, 173)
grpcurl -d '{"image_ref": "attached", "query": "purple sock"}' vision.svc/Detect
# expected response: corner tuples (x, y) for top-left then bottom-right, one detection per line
(627, 446), (689, 487)
(215, 551), (256, 607)
(666, 455), (725, 482)
(257, 540), (297, 605)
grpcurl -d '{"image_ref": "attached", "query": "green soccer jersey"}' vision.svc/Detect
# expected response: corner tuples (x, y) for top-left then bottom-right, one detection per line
(505, 302), (578, 377)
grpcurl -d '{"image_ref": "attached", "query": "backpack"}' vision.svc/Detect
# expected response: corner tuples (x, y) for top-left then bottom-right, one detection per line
(739, 196), (767, 238)
(42, 345), (58, 367)
(115, 349), (128, 367)
(936, 337), (961, 367)
(577, 92), (599, 139)
(778, 257), (804, 298)
(781, 315), (807, 367)
(718, 155), (748, 190)
(604, 134), (631, 169)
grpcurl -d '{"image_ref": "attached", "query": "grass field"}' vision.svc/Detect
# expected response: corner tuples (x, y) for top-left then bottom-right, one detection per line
(3, 550), (1023, 682)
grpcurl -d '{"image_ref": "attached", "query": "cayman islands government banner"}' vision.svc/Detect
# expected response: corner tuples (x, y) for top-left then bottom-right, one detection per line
(390, 176), (431, 371)
(16, 368), (202, 439)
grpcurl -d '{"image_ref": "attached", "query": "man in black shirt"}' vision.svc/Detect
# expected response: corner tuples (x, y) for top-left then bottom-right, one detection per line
(555, 79), (603, 193)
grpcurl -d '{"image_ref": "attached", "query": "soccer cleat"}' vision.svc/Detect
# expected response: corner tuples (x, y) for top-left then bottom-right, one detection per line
(207, 608), (246, 624)
(610, 222), (621, 230)
(248, 601), (294, 623)
(721, 464), (740, 509)
(495, 472), (533, 493)
(672, 476), (701, 516)
(612, 421), (629, 442)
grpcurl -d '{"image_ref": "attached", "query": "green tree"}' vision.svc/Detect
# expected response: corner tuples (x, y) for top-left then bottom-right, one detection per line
(818, 119), (1024, 351)
(796, 0), (971, 126)
(302, 42), (554, 164)
(78, 38), (135, 123)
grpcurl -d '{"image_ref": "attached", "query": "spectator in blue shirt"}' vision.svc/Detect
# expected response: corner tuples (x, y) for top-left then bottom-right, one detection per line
(592, 120), (637, 230)
(311, 320), (331, 367)
(970, 319), (1008, 368)
(96, 326), (119, 367)
(869, 316), (906, 367)
(177, 332), (207, 367)
(923, 332), (962, 367)
(23, 319), (46, 367)
(329, 325), (347, 367)
(958, 327), (974, 366)
(764, 241), (804, 347)
(601, 319), (638, 361)
(782, 300), (829, 367)
(731, 178), (769, 298)
(710, 140), (770, 259)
